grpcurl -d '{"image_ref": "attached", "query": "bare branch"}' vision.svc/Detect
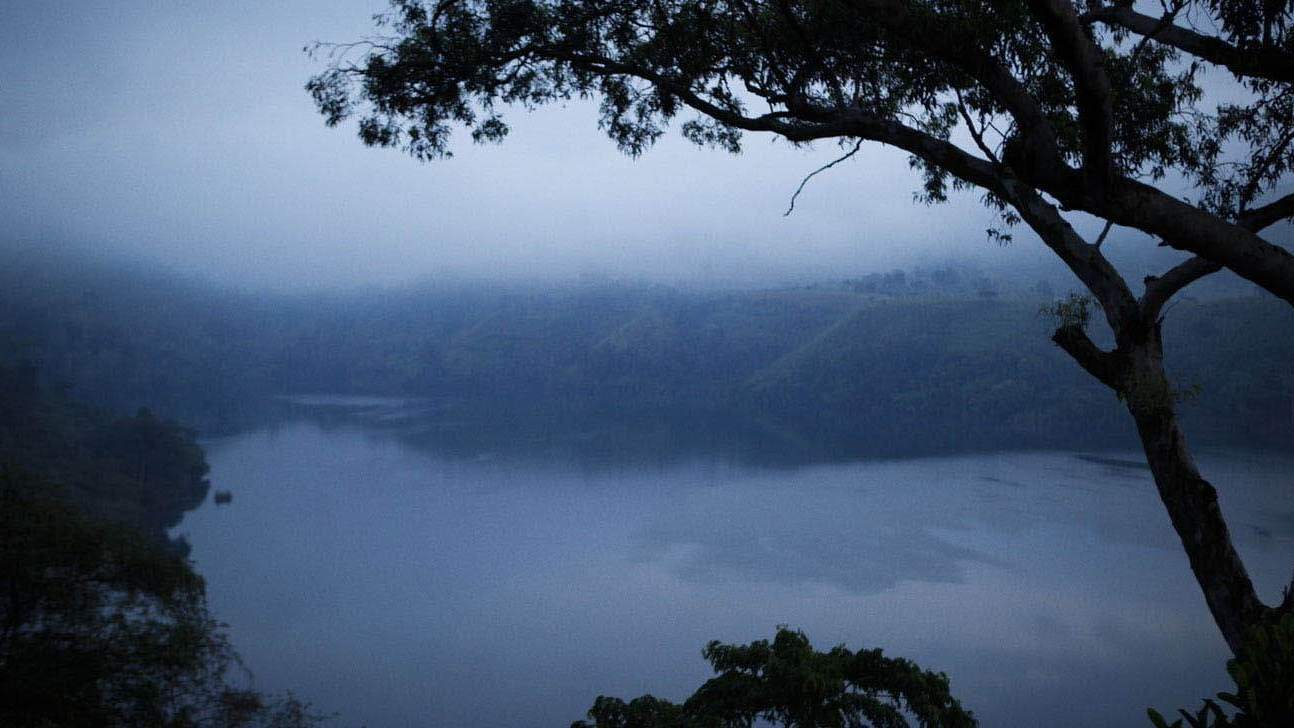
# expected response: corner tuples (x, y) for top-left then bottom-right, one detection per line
(1093, 220), (1114, 249)
(999, 175), (1139, 332)
(953, 87), (1000, 164)
(1125, 1), (1186, 67)
(784, 139), (863, 216)
(1069, 176), (1294, 306)
(1237, 192), (1294, 232)
(1052, 324), (1125, 390)
(1139, 187), (1294, 321)
(1142, 256), (1223, 322)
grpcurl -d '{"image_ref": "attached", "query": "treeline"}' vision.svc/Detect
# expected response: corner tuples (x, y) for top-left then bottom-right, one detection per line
(0, 350), (324, 724)
(2, 251), (1291, 456)
(0, 368), (328, 726)
(0, 328), (325, 724)
(0, 360), (209, 550)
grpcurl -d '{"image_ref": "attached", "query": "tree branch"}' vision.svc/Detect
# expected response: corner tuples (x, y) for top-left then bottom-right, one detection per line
(1037, 174), (1294, 306)
(999, 176), (1139, 332)
(784, 138), (863, 216)
(1052, 324), (1124, 389)
(1028, 0), (1114, 195)
(1141, 256), (1222, 322)
(555, 50), (1012, 198)
(1237, 192), (1294, 232)
(819, 0), (1065, 171)
(1140, 189), (1294, 321)
(1083, 4), (1294, 83)
(648, 39), (1294, 311)
(953, 86), (1000, 163)
(1093, 220), (1114, 249)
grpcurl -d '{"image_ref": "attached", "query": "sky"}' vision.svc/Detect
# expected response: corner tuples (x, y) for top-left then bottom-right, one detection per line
(0, 1), (1233, 291)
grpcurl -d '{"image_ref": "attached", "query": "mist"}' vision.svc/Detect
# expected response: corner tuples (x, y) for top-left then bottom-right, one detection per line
(5, 3), (1294, 728)
(0, 0), (1112, 291)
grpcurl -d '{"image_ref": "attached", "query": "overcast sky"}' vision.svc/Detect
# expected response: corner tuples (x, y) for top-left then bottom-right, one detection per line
(0, 1), (1223, 291)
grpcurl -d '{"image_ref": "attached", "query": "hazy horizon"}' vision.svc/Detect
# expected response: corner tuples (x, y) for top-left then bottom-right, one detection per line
(4, 5), (1293, 728)
(0, 0), (1225, 293)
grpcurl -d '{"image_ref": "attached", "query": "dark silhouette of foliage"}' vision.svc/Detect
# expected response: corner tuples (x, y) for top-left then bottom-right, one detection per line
(0, 368), (328, 726)
(571, 627), (975, 728)
(0, 468), (327, 727)
(0, 361), (210, 550)
(1148, 613), (1294, 728)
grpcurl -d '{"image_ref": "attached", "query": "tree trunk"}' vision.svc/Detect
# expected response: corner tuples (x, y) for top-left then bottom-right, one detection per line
(1121, 329), (1271, 655)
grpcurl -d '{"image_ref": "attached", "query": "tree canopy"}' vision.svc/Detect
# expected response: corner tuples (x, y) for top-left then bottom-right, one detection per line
(570, 627), (976, 728)
(308, 0), (1294, 301)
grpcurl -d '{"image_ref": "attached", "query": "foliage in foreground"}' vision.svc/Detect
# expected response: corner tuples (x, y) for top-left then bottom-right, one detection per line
(0, 468), (327, 727)
(571, 627), (976, 728)
(1148, 613), (1294, 728)
(0, 360), (211, 549)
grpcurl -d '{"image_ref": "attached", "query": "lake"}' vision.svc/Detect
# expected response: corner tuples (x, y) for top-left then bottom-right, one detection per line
(175, 398), (1294, 727)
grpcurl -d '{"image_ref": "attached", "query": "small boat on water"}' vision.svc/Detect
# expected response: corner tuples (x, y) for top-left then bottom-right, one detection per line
(213, 490), (233, 505)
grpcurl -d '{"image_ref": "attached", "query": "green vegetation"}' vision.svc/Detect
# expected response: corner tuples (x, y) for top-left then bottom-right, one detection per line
(3, 256), (1292, 724)
(0, 360), (210, 550)
(0, 362), (327, 726)
(1148, 614), (1294, 728)
(3, 256), (1291, 456)
(570, 627), (975, 728)
(0, 468), (325, 727)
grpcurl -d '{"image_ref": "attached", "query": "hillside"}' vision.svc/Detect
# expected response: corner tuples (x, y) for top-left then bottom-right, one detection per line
(2, 253), (1290, 458)
(0, 361), (210, 549)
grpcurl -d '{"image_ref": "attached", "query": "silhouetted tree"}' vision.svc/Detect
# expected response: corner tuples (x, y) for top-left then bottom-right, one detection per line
(0, 468), (326, 728)
(570, 627), (975, 728)
(308, 0), (1294, 654)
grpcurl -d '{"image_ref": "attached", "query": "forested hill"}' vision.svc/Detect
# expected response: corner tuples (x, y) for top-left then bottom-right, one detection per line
(2, 252), (1291, 457)
(0, 361), (209, 550)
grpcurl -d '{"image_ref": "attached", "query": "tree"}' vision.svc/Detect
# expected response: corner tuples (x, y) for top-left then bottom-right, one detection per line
(1148, 613), (1294, 727)
(569, 627), (976, 728)
(307, 0), (1294, 654)
(0, 468), (326, 727)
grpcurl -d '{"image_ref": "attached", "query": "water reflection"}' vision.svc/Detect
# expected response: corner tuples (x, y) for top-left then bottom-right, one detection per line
(177, 404), (1294, 728)
(633, 475), (995, 594)
(260, 394), (1103, 468)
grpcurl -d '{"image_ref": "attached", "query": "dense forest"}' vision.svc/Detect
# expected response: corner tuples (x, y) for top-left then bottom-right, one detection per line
(0, 361), (329, 725)
(0, 360), (209, 550)
(2, 251), (1290, 459)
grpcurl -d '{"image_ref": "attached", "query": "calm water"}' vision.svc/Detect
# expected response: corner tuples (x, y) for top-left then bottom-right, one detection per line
(176, 400), (1294, 727)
